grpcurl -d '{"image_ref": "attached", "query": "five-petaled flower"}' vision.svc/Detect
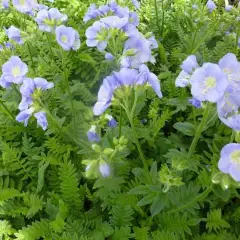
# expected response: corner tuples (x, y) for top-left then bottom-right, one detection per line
(218, 143), (240, 182)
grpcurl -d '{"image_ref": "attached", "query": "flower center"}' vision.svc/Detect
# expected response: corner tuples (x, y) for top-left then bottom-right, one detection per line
(12, 66), (20, 77)
(19, 0), (25, 5)
(61, 35), (68, 43)
(204, 76), (216, 89)
(230, 150), (240, 164)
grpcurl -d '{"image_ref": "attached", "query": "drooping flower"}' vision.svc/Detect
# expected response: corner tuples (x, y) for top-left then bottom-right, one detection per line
(83, 4), (101, 22)
(19, 77), (54, 111)
(2, 56), (28, 85)
(93, 75), (118, 115)
(12, 0), (37, 13)
(131, 0), (140, 9)
(188, 97), (202, 108)
(175, 70), (191, 88)
(206, 0), (216, 13)
(86, 21), (108, 51)
(87, 125), (100, 142)
(1, 0), (9, 8)
(55, 25), (80, 51)
(4, 42), (13, 49)
(16, 107), (34, 127)
(105, 53), (114, 61)
(136, 64), (162, 98)
(35, 8), (68, 32)
(218, 143), (240, 182)
(0, 75), (11, 88)
(99, 163), (110, 177)
(180, 55), (198, 74)
(93, 67), (162, 115)
(191, 63), (228, 102)
(225, 5), (233, 12)
(34, 111), (48, 130)
(105, 114), (117, 127)
(217, 86), (240, 131)
(16, 108), (48, 130)
(6, 26), (23, 44)
(218, 53), (240, 89)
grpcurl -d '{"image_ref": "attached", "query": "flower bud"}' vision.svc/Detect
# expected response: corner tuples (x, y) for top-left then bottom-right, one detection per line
(92, 144), (101, 153)
(103, 148), (114, 156)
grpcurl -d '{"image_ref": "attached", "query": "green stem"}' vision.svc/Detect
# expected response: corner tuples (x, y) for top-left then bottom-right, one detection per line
(0, 100), (15, 120)
(154, 0), (161, 36)
(61, 50), (76, 128)
(12, 84), (21, 98)
(230, 131), (235, 143)
(191, 20), (220, 54)
(26, 42), (35, 74)
(160, 0), (165, 37)
(46, 34), (54, 56)
(122, 93), (148, 170)
(118, 105), (122, 137)
(235, 30), (239, 54)
(188, 104), (210, 159)
(167, 185), (212, 214)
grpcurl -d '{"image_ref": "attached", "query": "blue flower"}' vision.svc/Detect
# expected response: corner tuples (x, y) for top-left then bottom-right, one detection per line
(86, 21), (108, 51)
(191, 63), (228, 102)
(100, 15), (129, 29)
(99, 162), (110, 177)
(87, 125), (100, 142)
(136, 64), (162, 98)
(206, 0), (216, 13)
(55, 25), (80, 51)
(6, 26), (23, 44)
(131, 0), (140, 9)
(12, 0), (37, 13)
(1, 0), (9, 8)
(2, 56), (28, 85)
(217, 86), (240, 131)
(225, 5), (233, 12)
(181, 55), (198, 74)
(105, 53), (114, 61)
(83, 4), (100, 22)
(35, 8), (67, 32)
(19, 77), (54, 111)
(188, 98), (202, 108)
(218, 143), (240, 182)
(121, 32), (155, 68)
(93, 66), (162, 115)
(218, 53), (240, 89)
(16, 108), (49, 130)
(0, 75), (11, 88)
(16, 107), (34, 127)
(175, 70), (191, 88)
(34, 111), (48, 130)
(105, 114), (117, 127)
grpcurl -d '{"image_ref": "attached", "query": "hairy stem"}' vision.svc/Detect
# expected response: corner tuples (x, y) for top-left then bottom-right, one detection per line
(0, 100), (15, 120)
(122, 92), (148, 170)
(118, 105), (122, 137)
(154, 0), (161, 36)
(188, 104), (210, 159)
(167, 185), (212, 214)
(61, 50), (76, 128)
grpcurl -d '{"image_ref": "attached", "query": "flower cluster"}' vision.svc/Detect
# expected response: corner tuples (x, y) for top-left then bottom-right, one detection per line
(176, 53), (240, 182)
(0, 56), (54, 130)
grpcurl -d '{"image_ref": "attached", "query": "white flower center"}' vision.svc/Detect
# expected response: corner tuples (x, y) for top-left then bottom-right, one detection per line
(19, 0), (25, 5)
(230, 150), (240, 164)
(204, 76), (216, 89)
(61, 35), (68, 43)
(12, 66), (20, 77)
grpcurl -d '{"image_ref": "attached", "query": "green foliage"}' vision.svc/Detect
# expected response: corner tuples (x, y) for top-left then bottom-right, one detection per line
(0, 0), (239, 239)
